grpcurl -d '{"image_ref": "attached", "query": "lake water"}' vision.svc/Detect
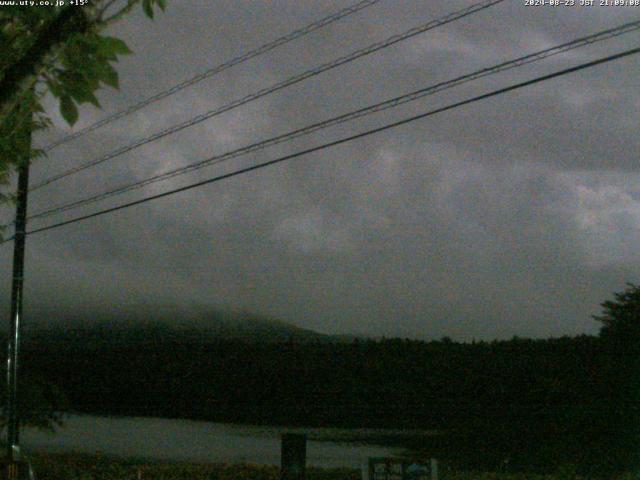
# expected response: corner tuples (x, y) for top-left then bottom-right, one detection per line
(22, 415), (414, 468)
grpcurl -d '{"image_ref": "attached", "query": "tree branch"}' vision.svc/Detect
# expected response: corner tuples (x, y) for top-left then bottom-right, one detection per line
(0, 6), (92, 123)
(96, 0), (122, 20)
(101, 0), (141, 26)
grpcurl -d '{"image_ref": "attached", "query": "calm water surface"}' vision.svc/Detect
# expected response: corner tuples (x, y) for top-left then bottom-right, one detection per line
(22, 415), (413, 468)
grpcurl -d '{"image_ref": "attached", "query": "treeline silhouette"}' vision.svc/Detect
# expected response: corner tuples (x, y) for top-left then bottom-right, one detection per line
(18, 323), (639, 475)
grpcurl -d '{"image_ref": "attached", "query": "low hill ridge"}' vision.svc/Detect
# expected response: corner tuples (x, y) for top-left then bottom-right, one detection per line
(17, 304), (344, 347)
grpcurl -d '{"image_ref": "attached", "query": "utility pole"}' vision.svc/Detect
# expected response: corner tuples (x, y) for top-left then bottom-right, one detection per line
(5, 116), (31, 464)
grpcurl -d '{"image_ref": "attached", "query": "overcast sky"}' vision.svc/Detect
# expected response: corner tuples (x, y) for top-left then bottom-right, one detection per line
(1, 0), (639, 340)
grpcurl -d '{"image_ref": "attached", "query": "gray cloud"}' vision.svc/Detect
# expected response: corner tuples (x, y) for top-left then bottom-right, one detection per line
(1, 0), (639, 340)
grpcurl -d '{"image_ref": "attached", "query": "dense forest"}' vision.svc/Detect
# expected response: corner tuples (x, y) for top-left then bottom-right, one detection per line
(9, 285), (640, 475)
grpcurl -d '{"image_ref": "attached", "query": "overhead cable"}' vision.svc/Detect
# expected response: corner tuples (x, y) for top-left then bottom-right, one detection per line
(31, 0), (505, 191)
(24, 19), (640, 223)
(4, 45), (635, 242)
(40, 0), (385, 152)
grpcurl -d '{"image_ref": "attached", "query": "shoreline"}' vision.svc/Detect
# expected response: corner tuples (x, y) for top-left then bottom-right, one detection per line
(20, 414), (406, 468)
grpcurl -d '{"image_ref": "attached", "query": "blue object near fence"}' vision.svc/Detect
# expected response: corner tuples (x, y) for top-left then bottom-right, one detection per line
(367, 457), (438, 480)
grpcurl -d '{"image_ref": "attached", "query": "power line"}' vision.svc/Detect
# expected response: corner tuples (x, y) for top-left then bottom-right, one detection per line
(40, 0), (385, 152)
(5, 45), (636, 243)
(23, 19), (640, 223)
(30, 0), (505, 191)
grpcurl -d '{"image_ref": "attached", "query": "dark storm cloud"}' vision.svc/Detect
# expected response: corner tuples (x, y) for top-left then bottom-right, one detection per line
(1, 0), (639, 339)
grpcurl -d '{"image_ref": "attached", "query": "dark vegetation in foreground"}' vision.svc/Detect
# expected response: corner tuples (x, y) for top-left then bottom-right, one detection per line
(14, 452), (640, 480)
(16, 453), (359, 480)
(8, 285), (640, 477)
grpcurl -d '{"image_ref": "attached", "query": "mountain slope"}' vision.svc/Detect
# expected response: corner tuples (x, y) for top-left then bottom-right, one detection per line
(20, 305), (332, 348)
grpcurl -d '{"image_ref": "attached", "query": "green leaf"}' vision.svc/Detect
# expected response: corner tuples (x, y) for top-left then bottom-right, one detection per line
(45, 77), (63, 98)
(99, 36), (132, 56)
(142, 0), (154, 19)
(99, 63), (119, 90)
(69, 86), (101, 109)
(57, 68), (101, 107)
(94, 40), (119, 62)
(60, 95), (78, 126)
